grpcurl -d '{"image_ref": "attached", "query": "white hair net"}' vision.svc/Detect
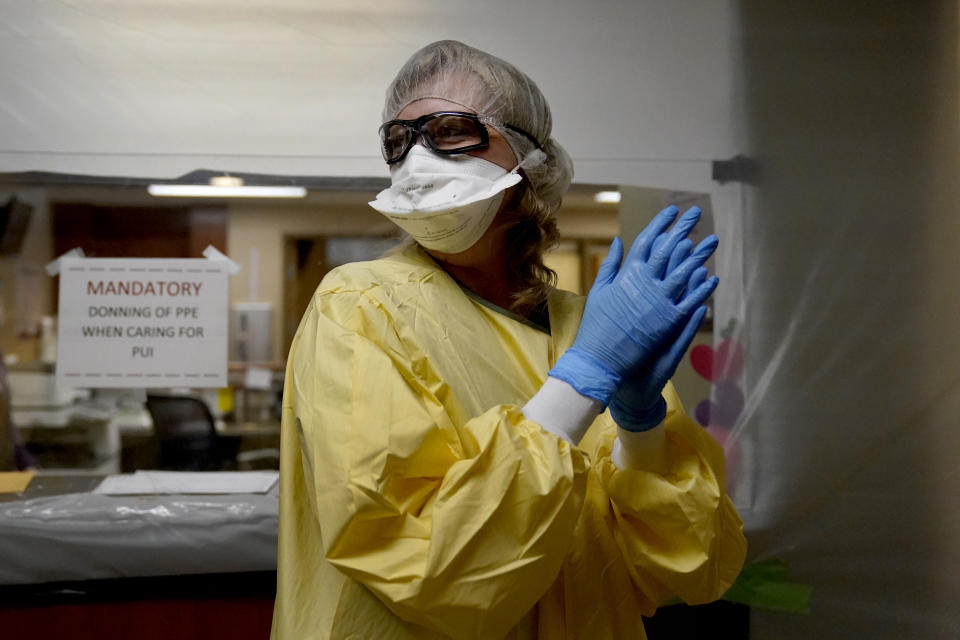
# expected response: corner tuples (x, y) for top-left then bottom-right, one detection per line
(383, 40), (574, 219)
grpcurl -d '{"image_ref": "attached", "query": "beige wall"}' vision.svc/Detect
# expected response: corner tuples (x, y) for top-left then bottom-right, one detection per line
(226, 196), (394, 362)
(543, 246), (582, 294)
(553, 207), (620, 240)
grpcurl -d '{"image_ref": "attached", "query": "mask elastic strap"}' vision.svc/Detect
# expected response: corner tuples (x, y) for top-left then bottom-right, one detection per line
(512, 148), (547, 174)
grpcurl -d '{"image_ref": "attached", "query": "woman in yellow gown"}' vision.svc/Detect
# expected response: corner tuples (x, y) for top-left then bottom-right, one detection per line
(272, 40), (745, 639)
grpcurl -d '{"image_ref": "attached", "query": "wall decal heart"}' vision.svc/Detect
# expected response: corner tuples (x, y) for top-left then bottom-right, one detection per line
(691, 345), (715, 381)
(693, 381), (744, 428)
(690, 338), (744, 382)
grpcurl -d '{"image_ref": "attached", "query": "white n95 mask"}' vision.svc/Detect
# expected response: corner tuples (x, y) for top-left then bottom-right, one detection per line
(369, 144), (524, 254)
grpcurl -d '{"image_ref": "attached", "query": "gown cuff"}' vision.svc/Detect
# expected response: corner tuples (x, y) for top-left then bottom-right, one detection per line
(522, 376), (602, 445)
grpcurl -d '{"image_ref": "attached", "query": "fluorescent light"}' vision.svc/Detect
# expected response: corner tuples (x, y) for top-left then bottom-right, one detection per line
(209, 175), (245, 188)
(147, 185), (307, 198)
(594, 190), (621, 204)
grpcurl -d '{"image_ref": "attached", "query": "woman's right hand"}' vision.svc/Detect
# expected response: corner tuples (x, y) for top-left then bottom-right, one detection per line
(548, 205), (718, 405)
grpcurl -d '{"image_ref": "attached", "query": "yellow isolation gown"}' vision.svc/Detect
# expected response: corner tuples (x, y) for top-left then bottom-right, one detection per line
(271, 244), (746, 639)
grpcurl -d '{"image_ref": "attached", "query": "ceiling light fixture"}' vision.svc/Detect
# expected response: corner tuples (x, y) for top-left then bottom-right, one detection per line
(594, 191), (621, 204)
(147, 175), (306, 198)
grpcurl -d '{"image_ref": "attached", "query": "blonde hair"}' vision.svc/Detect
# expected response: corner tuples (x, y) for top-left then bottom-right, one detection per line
(501, 183), (559, 314)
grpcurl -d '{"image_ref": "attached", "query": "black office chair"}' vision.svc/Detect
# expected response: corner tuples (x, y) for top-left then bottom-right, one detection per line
(145, 394), (240, 471)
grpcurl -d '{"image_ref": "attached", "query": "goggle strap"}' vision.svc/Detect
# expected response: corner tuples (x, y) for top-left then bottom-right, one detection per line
(503, 123), (544, 151)
(516, 148), (547, 171)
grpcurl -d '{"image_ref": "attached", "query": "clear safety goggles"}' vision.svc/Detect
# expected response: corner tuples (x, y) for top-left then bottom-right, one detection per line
(378, 111), (542, 165)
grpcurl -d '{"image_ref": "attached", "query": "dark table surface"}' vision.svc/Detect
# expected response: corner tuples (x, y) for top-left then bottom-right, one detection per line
(0, 473), (104, 503)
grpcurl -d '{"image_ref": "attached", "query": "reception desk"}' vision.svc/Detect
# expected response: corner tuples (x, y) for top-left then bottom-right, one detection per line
(0, 473), (278, 640)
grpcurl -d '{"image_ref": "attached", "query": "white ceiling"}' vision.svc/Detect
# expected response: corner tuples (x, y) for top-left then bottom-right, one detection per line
(0, 1), (740, 191)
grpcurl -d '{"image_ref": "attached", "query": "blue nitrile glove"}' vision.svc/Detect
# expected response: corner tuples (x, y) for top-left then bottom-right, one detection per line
(610, 266), (712, 431)
(549, 205), (719, 405)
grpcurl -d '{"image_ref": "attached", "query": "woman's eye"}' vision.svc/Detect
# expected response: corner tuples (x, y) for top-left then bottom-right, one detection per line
(437, 126), (468, 138)
(384, 131), (408, 153)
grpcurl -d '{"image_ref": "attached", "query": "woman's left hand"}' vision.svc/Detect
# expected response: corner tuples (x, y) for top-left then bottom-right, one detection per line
(609, 265), (711, 432)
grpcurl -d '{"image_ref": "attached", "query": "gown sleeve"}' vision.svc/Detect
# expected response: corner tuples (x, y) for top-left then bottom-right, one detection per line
(570, 381), (747, 620)
(290, 287), (590, 640)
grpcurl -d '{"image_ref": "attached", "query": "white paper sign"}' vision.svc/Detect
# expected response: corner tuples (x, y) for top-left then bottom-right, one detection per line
(56, 257), (228, 388)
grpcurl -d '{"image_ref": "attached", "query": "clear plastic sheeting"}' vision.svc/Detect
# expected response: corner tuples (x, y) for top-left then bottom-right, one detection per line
(0, 486), (278, 585)
(701, 4), (960, 639)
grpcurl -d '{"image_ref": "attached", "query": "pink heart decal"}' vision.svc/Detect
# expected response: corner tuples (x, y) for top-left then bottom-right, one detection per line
(689, 339), (745, 382)
(690, 345), (714, 381)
